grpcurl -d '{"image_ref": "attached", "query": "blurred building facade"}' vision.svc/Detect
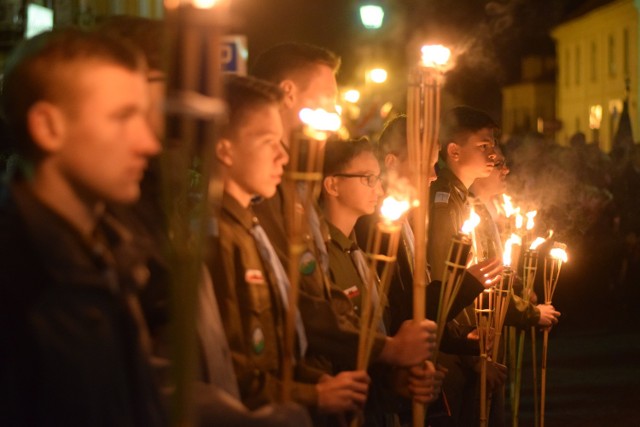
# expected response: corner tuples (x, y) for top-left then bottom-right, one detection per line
(502, 55), (557, 139)
(1, 1), (163, 69)
(552, 0), (638, 152)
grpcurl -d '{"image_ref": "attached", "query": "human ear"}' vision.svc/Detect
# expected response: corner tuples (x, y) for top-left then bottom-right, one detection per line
(26, 101), (66, 153)
(384, 153), (398, 170)
(322, 176), (339, 197)
(447, 142), (461, 161)
(279, 80), (297, 109)
(215, 138), (234, 167)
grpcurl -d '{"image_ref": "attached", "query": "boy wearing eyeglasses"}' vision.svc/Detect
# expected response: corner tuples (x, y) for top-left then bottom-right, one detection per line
(321, 138), (442, 425)
(321, 138), (384, 315)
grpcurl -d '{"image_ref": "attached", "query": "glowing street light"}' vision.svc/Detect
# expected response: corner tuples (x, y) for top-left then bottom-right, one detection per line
(359, 4), (384, 29)
(343, 89), (361, 103)
(367, 68), (388, 84)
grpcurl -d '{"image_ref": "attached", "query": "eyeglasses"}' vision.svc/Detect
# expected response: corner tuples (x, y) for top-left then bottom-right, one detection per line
(333, 173), (382, 188)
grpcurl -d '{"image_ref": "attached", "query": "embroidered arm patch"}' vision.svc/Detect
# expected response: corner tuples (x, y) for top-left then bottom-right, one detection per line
(434, 191), (451, 204)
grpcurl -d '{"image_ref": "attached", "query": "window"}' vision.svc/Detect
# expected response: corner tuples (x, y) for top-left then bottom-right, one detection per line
(589, 105), (603, 129)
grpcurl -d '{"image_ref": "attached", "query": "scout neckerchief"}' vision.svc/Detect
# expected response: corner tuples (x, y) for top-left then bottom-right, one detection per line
(250, 222), (309, 358)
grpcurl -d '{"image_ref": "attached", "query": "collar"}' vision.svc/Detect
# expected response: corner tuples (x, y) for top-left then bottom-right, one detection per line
(327, 220), (358, 253)
(439, 166), (469, 201)
(10, 180), (136, 293)
(221, 191), (259, 230)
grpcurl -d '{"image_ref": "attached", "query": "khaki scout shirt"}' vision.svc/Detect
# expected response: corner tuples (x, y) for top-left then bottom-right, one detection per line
(254, 186), (385, 369)
(207, 193), (318, 410)
(325, 221), (367, 316)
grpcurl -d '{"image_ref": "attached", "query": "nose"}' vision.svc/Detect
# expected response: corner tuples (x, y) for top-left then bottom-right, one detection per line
(276, 140), (289, 166)
(137, 117), (161, 157)
(487, 145), (497, 161)
(375, 179), (384, 197)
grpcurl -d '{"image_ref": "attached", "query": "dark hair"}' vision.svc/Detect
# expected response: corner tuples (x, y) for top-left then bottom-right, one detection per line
(98, 15), (165, 71)
(323, 137), (375, 177)
(440, 105), (499, 160)
(222, 74), (284, 137)
(378, 114), (407, 161)
(1, 28), (145, 159)
(251, 42), (340, 87)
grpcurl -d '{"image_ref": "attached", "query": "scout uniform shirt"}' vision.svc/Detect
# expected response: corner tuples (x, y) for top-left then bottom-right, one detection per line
(207, 192), (319, 410)
(326, 221), (368, 315)
(254, 186), (385, 369)
(428, 166), (471, 283)
(325, 220), (387, 333)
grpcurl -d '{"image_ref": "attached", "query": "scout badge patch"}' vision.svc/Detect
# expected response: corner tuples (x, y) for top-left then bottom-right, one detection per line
(435, 191), (450, 204)
(245, 269), (264, 284)
(252, 327), (265, 354)
(343, 285), (360, 299)
(299, 250), (317, 275)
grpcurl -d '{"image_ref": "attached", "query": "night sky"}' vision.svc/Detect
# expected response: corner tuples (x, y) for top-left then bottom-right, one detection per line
(229, 0), (593, 117)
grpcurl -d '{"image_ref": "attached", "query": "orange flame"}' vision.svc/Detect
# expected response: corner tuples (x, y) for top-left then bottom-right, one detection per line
(526, 210), (537, 230)
(503, 233), (522, 267)
(421, 45), (451, 68)
(380, 195), (411, 223)
(461, 208), (481, 235)
(549, 242), (568, 263)
(299, 108), (341, 140)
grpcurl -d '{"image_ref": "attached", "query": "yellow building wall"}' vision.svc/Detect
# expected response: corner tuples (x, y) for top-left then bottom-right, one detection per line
(502, 82), (556, 137)
(552, 0), (638, 152)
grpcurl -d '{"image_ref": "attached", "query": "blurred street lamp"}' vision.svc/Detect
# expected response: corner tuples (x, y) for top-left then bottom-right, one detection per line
(359, 4), (384, 29)
(367, 68), (388, 84)
(343, 89), (361, 103)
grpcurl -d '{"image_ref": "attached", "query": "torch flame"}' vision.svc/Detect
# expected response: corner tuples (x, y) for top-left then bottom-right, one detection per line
(299, 108), (342, 131)
(526, 210), (537, 230)
(461, 208), (481, 235)
(380, 195), (411, 222)
(421, 45), (451, 68)
(193, 0), (220, 8)
(529, 237), (546, 250)
(549, 243), (568, 263)
(503, 233), (522, 267)
(502, 194), (517, 218)
(515, 211), (523, 229)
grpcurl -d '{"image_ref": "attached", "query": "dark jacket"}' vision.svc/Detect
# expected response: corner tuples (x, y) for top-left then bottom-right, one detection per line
(0, 182), (166, 427)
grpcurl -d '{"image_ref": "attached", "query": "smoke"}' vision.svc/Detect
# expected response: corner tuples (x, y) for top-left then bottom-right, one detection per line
(504, 134), (614, 240)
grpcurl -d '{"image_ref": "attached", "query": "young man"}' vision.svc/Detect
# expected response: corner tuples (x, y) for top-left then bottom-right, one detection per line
(428, 106), (509, 427)
(99, 17), (313, 426)
(468, 147), (561, 427)
(368, 115), (503, 335)
(469, 149), (561, 328)
(208, 74), (370, 416)
(251, 42), (437, 373)
(353, 115), (504, 425)
(322, 137), (442, 426)
(321, 138), (384, 317)
(0, 29), (164, 425)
